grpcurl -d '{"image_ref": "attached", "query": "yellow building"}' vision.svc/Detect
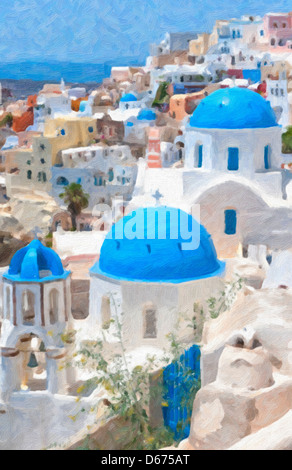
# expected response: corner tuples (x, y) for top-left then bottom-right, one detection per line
(189, 33), (211, 57)
(6, 116), (97, 198)
(43, 116), (97, 165)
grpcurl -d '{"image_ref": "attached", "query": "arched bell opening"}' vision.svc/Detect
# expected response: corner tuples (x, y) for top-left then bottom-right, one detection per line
(16, 333), (47, 392)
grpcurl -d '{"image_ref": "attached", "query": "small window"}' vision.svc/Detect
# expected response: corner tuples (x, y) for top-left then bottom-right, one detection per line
(60, 129), (66, 136)
(40, 158), (45, 164)
(228, 147), (239, 171)
(56, 176), (69, 186)
(108, 168), (114, 182)
(94, 176), (103, 186)
(264, 145), (271, 170)
(88, 126), (94, 133)
(143, 303), (157, 338)
(27, 170), (32, 180)
(194, 143), (203, 168)
(27, 160), (31, 166)
(38, 171), (47, 183)
(198, 145), (203, 168)
(260, 30), (264, 36)
(224, 209), (237, 235)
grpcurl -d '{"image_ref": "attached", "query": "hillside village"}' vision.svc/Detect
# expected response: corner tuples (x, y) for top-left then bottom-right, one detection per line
(1, 11), (292, 450)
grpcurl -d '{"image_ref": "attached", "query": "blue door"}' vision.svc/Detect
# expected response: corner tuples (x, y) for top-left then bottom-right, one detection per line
(162, 345), (201, 440)
(225, 209), (237, 235)
(264, 145), (271, 170)
(228, 147), (239, 171)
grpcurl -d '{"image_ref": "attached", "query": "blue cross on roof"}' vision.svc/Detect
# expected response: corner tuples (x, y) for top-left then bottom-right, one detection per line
(152, 189), (163, 206)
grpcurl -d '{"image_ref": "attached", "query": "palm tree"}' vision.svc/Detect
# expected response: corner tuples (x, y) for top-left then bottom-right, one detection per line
(59, 182), (89, 230)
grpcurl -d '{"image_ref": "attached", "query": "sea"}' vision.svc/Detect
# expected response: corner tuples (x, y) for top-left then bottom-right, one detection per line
(0, 57), (144, 99)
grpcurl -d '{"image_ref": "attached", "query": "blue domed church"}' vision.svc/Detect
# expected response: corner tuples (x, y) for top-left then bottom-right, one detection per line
(0, 240), (73, 401)
(89, 206), (225, 351)
(132, 87), (287, 260)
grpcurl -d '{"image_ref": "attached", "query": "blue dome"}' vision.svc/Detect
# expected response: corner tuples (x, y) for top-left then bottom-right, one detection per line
(190, 87), (278, 129)
(4, 239), (70, 282)
(120, 93), (137, 102)
(91, 206), (225, 283)
(137, 109), (156, 121)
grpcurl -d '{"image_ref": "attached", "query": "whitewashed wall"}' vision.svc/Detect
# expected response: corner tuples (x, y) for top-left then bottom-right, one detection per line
(53, 230), (106, 258)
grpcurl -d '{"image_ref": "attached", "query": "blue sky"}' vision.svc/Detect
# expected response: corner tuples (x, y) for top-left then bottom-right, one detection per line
(0, 0), (290, 64)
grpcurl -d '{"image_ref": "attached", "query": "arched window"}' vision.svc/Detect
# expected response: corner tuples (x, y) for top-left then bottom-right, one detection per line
(143, 303), (157, 338)
(56, 176), (69, 186)
(228, 147), (239, 171)
(224, 209), (237, 235)
(6, 286), (11, 321)
(264, 145), (271, 170)
(101, 295), (111, 328)
(49, 289), (59, 325)
(22, 290), (35, 325)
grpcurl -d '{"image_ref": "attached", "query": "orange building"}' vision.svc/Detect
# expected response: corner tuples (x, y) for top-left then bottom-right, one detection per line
(169, 84), (221, 121)
(26, 95), (37, 107)
(12, 108), (34, 133)
(169, 91), (205, 121)
(147, 127), (162, 168)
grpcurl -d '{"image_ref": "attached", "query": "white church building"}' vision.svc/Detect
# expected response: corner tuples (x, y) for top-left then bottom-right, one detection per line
(88, 206), (225, 353)
(131, 87), (292, 259)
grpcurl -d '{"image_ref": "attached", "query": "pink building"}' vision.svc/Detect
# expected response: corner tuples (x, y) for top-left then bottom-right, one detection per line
(264, 12), (292, 47)
(147, 127), (162, 169)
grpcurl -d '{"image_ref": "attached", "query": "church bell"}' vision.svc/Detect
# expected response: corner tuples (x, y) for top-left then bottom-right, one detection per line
(27, 352), (38, 368)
